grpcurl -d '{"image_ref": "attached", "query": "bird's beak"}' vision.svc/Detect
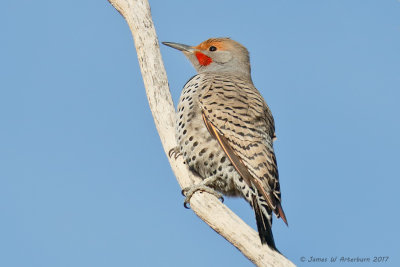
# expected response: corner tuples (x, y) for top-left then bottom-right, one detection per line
(162, 42), (194, 53)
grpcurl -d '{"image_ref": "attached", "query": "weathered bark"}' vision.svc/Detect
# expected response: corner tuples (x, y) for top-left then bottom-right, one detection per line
(107, 0), (295, 266)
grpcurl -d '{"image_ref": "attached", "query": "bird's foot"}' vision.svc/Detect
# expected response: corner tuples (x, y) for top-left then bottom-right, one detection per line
(168, 147), (181, 159)
(181, 176), (224, 209)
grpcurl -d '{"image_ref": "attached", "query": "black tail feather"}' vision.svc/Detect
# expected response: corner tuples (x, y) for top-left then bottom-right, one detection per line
(252, 195), (279, 252)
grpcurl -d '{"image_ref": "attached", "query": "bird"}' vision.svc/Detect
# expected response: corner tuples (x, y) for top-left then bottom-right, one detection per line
(163, 38), (287, 251)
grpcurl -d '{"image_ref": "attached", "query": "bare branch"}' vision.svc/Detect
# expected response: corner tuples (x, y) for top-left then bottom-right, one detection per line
(107, 0), (295, 266)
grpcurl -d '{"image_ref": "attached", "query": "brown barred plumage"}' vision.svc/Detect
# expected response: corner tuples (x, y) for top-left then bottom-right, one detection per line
(163, 38), (287, 250)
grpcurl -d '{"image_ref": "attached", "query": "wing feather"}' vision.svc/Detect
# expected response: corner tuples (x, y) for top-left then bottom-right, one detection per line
(199, 74), (287, 224)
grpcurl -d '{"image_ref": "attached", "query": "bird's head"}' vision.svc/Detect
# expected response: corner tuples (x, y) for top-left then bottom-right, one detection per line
(163, 38), (251, 79)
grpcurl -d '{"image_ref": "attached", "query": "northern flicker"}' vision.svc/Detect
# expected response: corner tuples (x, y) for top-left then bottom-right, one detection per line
(163, 38), (287, 250)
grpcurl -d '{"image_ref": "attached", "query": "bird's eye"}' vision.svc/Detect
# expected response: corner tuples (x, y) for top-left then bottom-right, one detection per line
(209, 46), (217, 52)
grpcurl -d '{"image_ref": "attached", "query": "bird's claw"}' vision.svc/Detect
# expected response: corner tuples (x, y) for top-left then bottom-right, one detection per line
(168, 147), (182, 159)
(181, 184), (224, 209)
(181, 189), (186, 197)
(184, 201), (191, 209)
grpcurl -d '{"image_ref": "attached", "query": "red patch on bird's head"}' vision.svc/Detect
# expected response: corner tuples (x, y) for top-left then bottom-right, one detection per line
(195, 52), (212, 66)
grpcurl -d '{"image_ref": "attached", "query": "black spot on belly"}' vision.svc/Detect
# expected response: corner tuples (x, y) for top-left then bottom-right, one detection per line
(199, 148), (207, 156)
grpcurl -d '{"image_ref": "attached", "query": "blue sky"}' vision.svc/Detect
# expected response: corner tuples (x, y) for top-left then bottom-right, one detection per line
(1, 1), (399, 266)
